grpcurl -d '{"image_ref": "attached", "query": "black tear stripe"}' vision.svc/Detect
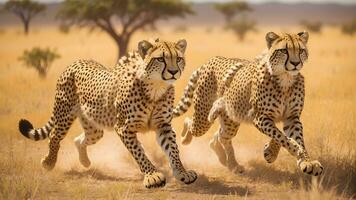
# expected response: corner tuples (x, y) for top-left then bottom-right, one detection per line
(284, 44), (289, 67)
(161, 52), (168, 80)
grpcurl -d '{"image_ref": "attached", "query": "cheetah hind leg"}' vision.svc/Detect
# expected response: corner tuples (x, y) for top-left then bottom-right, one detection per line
(181, 117), (193, 145)
(74, 118), (104, 168)
(209, 133), (227, 166)
(74, 134), (91, 168)
(42, 115), (76, 170)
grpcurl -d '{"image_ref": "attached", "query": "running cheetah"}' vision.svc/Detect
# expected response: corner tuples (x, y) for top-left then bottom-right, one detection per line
(173, 32), (323, 176)
(19, 39), (197, 188)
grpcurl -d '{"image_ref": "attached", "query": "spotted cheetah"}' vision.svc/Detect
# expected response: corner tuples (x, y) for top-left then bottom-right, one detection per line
(173, 31), (323, 176)
(18, 39), (197, 188)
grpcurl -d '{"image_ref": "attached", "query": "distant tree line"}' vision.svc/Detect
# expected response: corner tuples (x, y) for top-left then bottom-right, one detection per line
(3, 0), (356, 78)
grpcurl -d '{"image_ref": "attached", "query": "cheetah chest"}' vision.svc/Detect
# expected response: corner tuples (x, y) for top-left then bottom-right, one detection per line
(117, 84), (172, 132)
(257, 86), (291, 122)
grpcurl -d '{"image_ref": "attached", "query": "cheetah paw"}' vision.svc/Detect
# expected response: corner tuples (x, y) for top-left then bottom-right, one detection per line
(181, 118), (193, 145)
(298, 159), (323, 176)
(209, 136), (227, 166)
(143, 172), (166, 189)
(74, 139), (91, 168)
(263, 142), (280, 164)
(41, 157), (56, 171)
(175, 170), (198, 185)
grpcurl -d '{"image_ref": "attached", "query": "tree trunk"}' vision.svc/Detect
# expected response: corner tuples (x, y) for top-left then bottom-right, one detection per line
(116, 37), (130, 63)
(97, 20), (132, 63)
(24, 19), (30, 35)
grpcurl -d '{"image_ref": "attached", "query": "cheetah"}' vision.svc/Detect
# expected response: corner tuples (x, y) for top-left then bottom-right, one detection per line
(173, 31), (323, 176)
(18, 39), (197, 188)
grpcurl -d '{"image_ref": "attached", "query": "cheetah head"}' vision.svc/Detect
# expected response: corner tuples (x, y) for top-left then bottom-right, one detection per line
(137, 38), (187, 84)
(265, 31), (309, 76)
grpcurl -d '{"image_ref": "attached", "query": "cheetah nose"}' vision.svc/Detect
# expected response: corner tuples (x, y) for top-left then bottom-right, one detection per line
(290, 61), (300, 67)
(168, 69), (178, 76)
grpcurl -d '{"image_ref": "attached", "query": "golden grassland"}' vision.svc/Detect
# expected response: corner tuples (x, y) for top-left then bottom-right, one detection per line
(0, 26), (355, 199)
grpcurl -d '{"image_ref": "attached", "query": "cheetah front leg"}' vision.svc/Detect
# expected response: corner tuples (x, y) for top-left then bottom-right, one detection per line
(253, 114), (323, 176)
(284, 116), (323, 176)
(114, 125), (166, 188)
(156, 123), (197, 184)
(263, 139), (281, 164)
(262, 117), (309, 164)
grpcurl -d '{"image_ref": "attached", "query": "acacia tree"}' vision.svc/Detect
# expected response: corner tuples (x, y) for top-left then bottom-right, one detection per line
(214, 1), (251, 23)
(215, 1), (255, 41)
(227, 18), (257, 41)
(4, 0), (45, 35)
(57, 0), (193, 61)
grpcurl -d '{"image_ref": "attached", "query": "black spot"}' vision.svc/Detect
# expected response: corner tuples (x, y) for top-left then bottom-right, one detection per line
(303, 167), (307, 173)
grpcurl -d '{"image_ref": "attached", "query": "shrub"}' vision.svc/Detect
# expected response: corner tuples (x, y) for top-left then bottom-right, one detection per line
(341, 19), (356, 36)
(300, 20), (323, 33)
(226, 18), (257, 41)
(18, 47), (60, 78)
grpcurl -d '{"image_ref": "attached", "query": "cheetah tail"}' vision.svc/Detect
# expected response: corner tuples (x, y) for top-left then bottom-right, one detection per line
(18, 116), (54, 141)
(172, 68), (201, 118)
(222, 62), (244, 89)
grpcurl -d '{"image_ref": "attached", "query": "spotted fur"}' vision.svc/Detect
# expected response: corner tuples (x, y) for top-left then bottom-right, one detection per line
(174, 32), (323, 176)
(18, 39), (197, 188)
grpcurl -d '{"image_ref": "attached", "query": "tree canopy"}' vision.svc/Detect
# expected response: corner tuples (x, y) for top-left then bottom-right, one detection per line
(4, 0), (46, 34)
(214, 1), (252, 22)
(57, 0), (193, 61)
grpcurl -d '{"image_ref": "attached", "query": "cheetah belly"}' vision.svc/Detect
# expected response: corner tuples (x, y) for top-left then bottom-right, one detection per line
(79, 103), (118, 130)
(224, 69), (254, 123)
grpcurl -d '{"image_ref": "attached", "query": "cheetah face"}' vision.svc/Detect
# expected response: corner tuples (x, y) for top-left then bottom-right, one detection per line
(138, 39), (187, 84)
(265, 31), (309, 76)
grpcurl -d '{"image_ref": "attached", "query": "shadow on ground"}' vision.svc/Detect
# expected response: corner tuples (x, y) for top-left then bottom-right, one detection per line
(170, 174), (250, 196)
(245, 159), (300, 185)
(63, 168), (141, 182)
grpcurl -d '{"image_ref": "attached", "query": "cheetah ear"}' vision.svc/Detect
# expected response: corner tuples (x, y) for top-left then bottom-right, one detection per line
(176, 39), (187, 54)
(265, 32), (280, 49)
(297, 31), (309, 44)
(138, 40), (154, 59)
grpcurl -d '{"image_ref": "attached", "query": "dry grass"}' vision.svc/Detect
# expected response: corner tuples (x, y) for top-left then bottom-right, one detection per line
(0, 25), (355, 199)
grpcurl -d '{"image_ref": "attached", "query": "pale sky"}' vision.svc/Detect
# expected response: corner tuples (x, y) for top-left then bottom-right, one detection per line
(0, 0), (355, 4)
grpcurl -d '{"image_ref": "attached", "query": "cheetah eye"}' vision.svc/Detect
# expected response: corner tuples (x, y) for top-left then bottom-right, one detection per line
(156, 57), (165, 62)
(176, 57), (183, 62)
(279, 49), (288, 54)
(300, 49), (306, 55)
